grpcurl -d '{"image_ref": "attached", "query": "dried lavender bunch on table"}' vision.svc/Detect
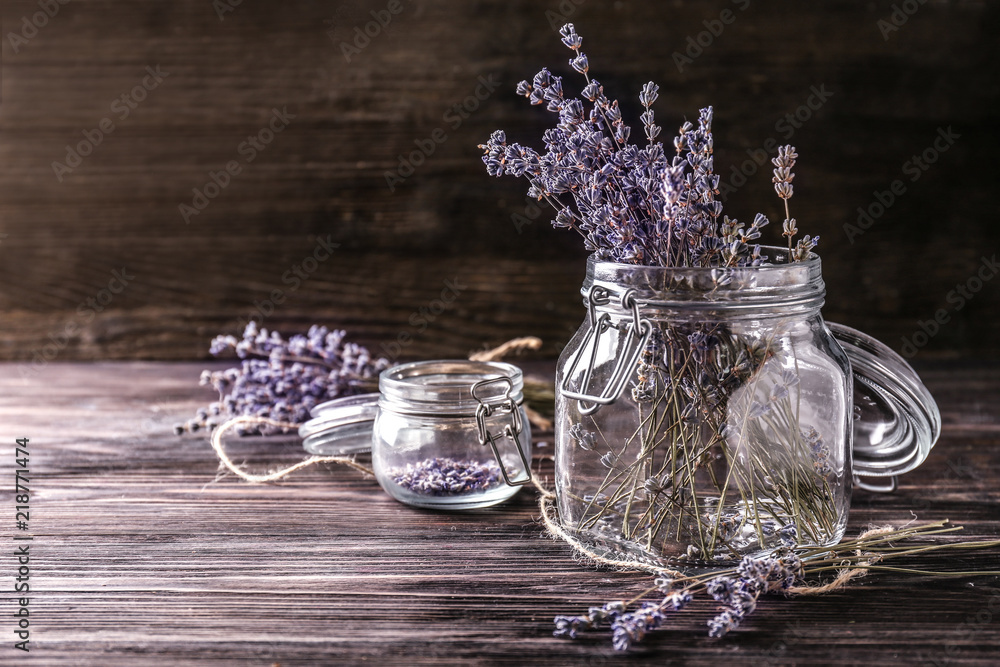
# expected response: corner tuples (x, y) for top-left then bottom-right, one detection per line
(178, 323), (390, 435)
(551, 519), (1000, 649)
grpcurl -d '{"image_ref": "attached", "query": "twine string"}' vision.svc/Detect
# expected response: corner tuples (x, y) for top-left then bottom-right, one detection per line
(469, 336), (542, 361)
(784, 524), (894, 595)
(531, 477), (687, 579)
(210, 416), (373, 482)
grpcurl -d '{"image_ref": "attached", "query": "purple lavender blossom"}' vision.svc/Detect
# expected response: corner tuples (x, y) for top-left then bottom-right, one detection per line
(665, 590), (692, 610)
(703, 553), (804, 638)
(179, 322), (389, 435)
(481, 24), (817, 267)
(554, 601), (624, 639)
(772, 145), (798, 201)
(386, 457), (502, 496)
(568, 422), (597, 451)
(792, 234), (820, 262)
(611, 602), (665, 650)
(779, 523), (799, 547)
(771, 144), (819, 261)
(707, 609), (742, 638)
(803, 427), (834, 476)
(554, 550), (805, 648)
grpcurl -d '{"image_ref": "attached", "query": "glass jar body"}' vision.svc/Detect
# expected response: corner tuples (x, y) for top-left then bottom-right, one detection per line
(372, 360), (533, 510)
(555, 256), (852, 567)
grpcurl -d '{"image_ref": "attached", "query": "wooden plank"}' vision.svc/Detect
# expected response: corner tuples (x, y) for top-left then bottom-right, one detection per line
(0, 361), (997, 664)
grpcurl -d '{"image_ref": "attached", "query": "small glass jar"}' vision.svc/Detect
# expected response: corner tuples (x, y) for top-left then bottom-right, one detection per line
(373, 360), (533, 510)
(555, 250), (938, 567)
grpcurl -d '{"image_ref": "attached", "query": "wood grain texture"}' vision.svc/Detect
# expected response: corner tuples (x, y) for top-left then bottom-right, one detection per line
(0, 1), (999, 362)
(0, 360), (997, 665)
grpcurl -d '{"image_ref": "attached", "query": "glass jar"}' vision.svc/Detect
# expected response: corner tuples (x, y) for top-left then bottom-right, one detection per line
(373, 360), (533, 510)
(556, 250), (853, 566)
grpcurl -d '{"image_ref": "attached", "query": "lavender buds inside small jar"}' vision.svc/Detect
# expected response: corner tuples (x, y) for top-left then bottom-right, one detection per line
(372, 360), (533, 510)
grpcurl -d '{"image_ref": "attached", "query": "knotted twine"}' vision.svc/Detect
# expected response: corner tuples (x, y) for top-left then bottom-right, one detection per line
(207, 335), (883, 591)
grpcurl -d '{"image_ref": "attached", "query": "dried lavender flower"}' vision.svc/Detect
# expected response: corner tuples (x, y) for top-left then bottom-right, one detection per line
(559, 23), (583, 50)
(771, 145), (815, 261)
(772, 145), (797, 201)
(792, 234), (820, 262)
(481, 24), (813, 269)
(178, 322), (389, 435)
(386, 457), (502, 496)
(611, 603), (665, 650)
(568, 422), (597, 450)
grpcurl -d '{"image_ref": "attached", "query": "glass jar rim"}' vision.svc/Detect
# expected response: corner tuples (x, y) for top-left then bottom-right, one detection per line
(585, 246), (825, 310)
(378, 359), (524, 415)
(589, 246), (819, 273)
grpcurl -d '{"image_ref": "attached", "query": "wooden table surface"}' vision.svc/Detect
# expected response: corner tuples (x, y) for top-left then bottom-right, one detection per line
(2, 360), (998, 666)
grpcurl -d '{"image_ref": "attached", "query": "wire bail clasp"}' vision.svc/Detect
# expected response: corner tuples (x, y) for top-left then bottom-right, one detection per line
(560, 286), (653, 416)
(471, 377), (532, 487)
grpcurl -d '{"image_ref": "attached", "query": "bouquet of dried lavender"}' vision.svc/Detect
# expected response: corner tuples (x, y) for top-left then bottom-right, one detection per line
(480, 23), (818, 268)
(482, 23), (832, 565)
(178, 322), (389, 435)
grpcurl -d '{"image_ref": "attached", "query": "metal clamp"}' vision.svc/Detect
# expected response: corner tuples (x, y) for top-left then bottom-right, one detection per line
(471, 377), (532, 487)
(561, 286), (653, 415)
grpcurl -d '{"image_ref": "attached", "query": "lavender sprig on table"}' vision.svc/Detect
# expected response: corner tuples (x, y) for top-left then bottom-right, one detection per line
(553, 519), (1000, 649)
(481, 22), (816, 267)
(178, 323), (389, 435)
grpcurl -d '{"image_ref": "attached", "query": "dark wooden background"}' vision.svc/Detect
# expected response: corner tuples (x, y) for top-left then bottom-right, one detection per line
(1, 0), (998, 363)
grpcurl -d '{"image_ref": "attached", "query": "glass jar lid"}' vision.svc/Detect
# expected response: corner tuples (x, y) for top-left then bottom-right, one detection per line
(299, 393), (379, 455)
(828, 322), (941, 492)
(378, 359), (525, 415)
